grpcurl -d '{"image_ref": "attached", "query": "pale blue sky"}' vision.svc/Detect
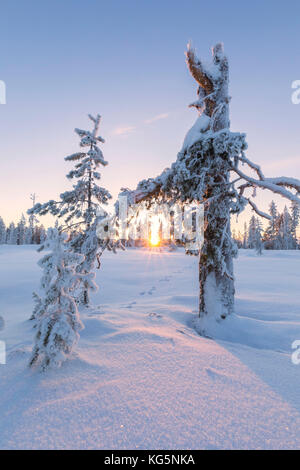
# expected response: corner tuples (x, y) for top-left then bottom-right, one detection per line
(0, 0), (299, 231)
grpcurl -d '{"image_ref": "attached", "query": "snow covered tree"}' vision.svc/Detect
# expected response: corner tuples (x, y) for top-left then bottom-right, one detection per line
(125, 43), (247, 332)
(32, 224), (46, 245)
(0, 217), (6, 244)
(242, 222), (248, 248)
(264, 201), (278, 248)
(246, 216), (263, 253)
(7, 222), (16, 244)
(290, 200), (299, 248)
(27, 193), (39, 244)
(263, 202), (299, 250)
(69, 219), (100, 305)
(247, 216), (257, 249)
(280, 206), (293, 249)
(123, 42), (300, 337)
(28, 114), (112, 306)
(0, 215), (50, 246)
(39, 225), (47, 244)
(16, 214), (26, 245)
(254, 218), (263, 255)
(29, 114), (110, 229)
(29, 228), (85, 370)
(25, 226), (33, 244)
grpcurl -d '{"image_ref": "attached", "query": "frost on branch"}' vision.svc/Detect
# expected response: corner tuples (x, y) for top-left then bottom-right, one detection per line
(69, 221), (99, 306)
(28, 114), (111, 230)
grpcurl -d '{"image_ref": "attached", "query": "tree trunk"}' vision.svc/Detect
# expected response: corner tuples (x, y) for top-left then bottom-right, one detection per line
(186, 44), (235, 329)
(82, 150), (93, 306)
(198, 195), (235, 325)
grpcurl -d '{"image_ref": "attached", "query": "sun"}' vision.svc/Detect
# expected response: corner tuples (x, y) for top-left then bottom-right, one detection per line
(149, 217), (160, 246)
(150, 232), (160, 247)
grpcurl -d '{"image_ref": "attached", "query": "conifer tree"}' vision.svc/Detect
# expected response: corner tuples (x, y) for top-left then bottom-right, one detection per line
(254, 218), (263, 255)
(264, 201), (278, 248)
(16, 214), (26, 245)
(281, 206), (293, 249)
(29, 229), (85, 370)
(7, 222), (16, 244)
(290, 201), (299, 248)
(242, 222), (248, 248)
(125, 44), (247, 331)
(27, 193), (39, 244)
(0, 217), (6, 244)
(124, 43), (300, 337)
(247, 216), (257, 249)
(28, 114), (112, 306)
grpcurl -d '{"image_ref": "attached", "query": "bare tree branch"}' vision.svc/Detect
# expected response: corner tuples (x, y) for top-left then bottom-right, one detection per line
(233, 166), (300, 205)
(185, 43), (213, 93)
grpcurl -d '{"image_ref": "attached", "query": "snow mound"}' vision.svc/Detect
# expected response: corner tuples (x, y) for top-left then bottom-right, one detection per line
(181, 114), (210, 152)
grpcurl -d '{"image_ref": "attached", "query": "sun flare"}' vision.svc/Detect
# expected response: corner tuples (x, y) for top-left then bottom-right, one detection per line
(149, 232), (160, 246)
(149, 218), (160, 246)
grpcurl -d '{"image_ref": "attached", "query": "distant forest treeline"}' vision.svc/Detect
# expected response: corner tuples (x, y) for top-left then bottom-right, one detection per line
(0, 214), (48, 245)
(233, 200), (299, 251)
(0, 200), (299, 251)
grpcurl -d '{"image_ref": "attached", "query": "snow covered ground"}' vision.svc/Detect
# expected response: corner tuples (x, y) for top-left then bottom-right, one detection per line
(0, 245), (300, 450)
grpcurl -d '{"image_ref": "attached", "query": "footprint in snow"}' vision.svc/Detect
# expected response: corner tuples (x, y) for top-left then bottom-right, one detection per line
(159, 276), (172, 282)
(148, 312), (162, 319)
(205, 368), (219, 379)
(148, 287), (156, 295)
(8, 348), (27, 360)
(205, 367), (232, 384)
(122, 301), (137, 309)
(140, 287), (156, 296)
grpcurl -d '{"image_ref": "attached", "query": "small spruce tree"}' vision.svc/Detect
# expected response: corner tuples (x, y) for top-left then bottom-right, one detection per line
(28, 114), (112, 306)
(29, 229), (85, 370)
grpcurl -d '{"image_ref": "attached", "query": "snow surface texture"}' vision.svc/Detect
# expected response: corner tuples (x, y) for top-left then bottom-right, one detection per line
(0, 245), (300, 450)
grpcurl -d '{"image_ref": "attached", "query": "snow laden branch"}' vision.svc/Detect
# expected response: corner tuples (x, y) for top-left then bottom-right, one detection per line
(232, 155), (300, 208)
(28, 113), (111, 230)
(246, 199), (272, 220)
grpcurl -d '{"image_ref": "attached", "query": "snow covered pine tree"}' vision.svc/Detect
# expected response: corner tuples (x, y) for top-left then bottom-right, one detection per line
(290, 201), (300, 248)
(125, 43), (300, 337)
(28, 114), (112, 306)
(0, 217), (6, 244)
(125, 43), (246, 333)
(29, 228), (86, 370)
